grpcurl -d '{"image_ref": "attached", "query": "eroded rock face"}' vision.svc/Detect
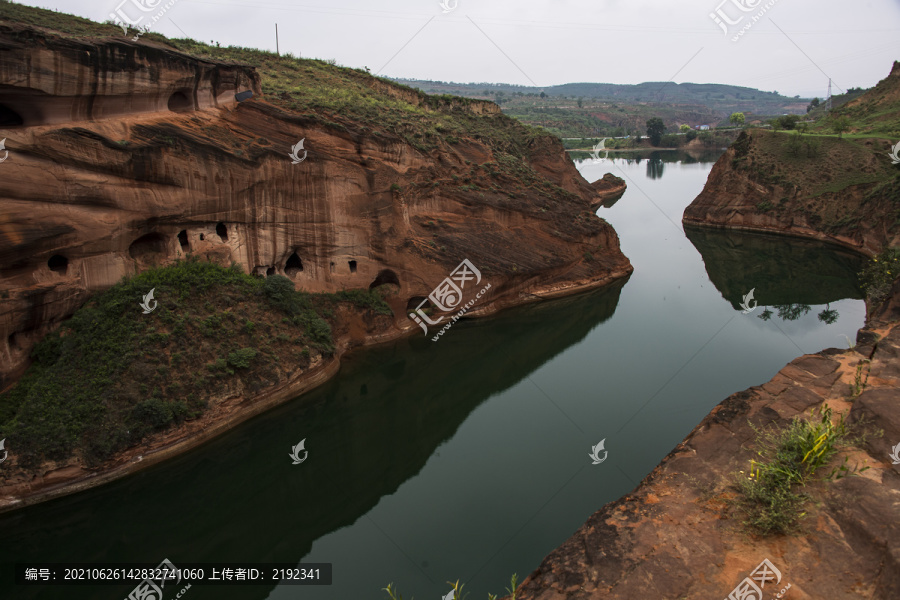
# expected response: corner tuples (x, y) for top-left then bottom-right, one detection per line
(0, 24), (631, 388)
(682, 129), (899, 256)
(0, 22), (259, 126)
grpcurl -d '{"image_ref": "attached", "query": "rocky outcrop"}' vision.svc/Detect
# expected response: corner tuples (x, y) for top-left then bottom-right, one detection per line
(590, 173), (626, 207)
(682, 129), (899, 257)
(515, 292), (900, 600)
(0, 22), (260, 126)
(0, 22), (631, 389)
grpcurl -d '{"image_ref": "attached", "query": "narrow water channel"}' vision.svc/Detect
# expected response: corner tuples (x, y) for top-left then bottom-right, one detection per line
(0, 150), (867, 600)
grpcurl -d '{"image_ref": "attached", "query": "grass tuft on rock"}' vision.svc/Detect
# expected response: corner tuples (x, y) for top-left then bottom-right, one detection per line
(734, 406), (867, 535)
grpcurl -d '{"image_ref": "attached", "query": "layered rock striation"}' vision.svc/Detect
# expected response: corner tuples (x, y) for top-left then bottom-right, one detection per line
(0, 20), (631, 390)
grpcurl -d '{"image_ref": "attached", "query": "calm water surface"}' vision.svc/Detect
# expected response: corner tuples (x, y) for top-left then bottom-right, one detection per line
(0, 150), (867, 600)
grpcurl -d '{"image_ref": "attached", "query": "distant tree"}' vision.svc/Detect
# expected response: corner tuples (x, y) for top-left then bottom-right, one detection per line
(540, 91), (546, 99)
(769, 118), (781, 133)
(776, 114), (800, 130)
(729, 112), (746, 127)
(806, 97), (820, 113)
(646, 117), (665, 146)
(679, 124), (691, 133)
(685, 129), (698, 142)
(577, 97), (583, 108)
(831, 116), (851, 138)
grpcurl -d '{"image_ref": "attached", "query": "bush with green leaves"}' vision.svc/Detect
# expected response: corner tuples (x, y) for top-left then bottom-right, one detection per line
(735, 406), (866, 535)
(859, 247), (900, 304)
(227, 348), (258, 369)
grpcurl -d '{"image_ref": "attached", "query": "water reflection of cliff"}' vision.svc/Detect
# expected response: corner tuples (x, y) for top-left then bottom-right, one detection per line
(0, 279), (628, 600)
(684, 225), (865, 318)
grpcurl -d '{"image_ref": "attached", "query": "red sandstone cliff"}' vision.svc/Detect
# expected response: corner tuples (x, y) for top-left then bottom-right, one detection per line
(0, 20), (631, 391)
(682, 130), (898, 257)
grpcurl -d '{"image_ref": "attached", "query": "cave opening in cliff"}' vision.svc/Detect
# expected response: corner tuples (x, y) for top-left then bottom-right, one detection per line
(216, 222), (228, 242)
(369, 269), (400, 290)
(0, 104), (24, 127)
(177, 230), (190, 251)
(406, 296), (431, 311)
(167, 90), (192, 112)
(47, 254), (68, 274)
(266, 267), (276, 276)
(348, 260), (358, 273)
(285, 252), (303, 277)
(199, 234), (205, 241)
(8, 332), (19, 352)
(129, 233), (167, 260)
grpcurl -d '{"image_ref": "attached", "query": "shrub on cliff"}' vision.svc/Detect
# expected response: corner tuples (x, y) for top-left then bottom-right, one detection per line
(859, 247), (900, 304)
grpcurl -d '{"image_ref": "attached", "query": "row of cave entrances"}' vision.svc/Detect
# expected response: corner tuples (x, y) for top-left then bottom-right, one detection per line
(0, 90), (194, 129)
(126, 225), (404, 291)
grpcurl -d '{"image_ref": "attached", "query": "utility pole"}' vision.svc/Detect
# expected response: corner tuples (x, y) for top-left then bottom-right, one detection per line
(275, 23), (279, 56)
(825, 78), (832, 111)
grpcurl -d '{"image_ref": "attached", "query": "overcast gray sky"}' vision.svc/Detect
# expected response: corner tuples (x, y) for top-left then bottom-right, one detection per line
(24, 0), (900, 97)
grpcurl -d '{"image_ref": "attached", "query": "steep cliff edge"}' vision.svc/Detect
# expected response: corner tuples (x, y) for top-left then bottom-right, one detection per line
(683, 62), (900, 256)
(682, 127), (899, 256)
(0, 6), (631, 509)
(0, 8), (631, 391)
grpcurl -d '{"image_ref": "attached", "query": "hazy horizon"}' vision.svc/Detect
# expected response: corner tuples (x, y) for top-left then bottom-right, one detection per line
(11, 0), (900, 99)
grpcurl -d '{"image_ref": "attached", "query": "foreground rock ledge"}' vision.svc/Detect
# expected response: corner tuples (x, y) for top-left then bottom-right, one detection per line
(515, 282), (900, 600)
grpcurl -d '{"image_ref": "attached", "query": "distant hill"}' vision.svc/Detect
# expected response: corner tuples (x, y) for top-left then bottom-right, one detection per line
(392, 79), (811, 116)
(825, 61), (900, 135)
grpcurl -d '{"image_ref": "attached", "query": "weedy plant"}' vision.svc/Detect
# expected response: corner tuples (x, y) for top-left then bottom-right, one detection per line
(851, 360), (871, 398)
(735, 406), (868, 535)
(386, 575), (518, 600)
